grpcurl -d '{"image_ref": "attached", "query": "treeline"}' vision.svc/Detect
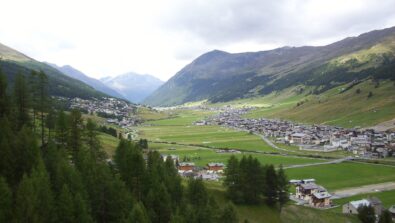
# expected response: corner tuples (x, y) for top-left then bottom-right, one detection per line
(0, 69), (240, 223)
(97, 125), (117, 137)
(224, 155), (289, 207)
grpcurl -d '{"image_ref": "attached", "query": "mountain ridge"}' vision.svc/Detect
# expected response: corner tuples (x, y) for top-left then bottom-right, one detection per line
(46, 63), (125, 99)
(0, 42), (108, 99)
(144, 26), (395, 106)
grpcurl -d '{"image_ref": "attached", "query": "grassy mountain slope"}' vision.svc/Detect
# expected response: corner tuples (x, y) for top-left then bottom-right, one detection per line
(213, 79), (395, 128)
(144, 26), (395, 106)
(0, 43), (107, 99)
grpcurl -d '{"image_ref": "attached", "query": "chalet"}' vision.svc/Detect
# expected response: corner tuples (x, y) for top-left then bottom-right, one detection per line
(342, 199), (370, 214)
(295, 182), (332, 208)
(178, 162), (195, 172)
(311, 191), (332, 208)
(342, 197), (384, 215)
(207, 163), (225, 172)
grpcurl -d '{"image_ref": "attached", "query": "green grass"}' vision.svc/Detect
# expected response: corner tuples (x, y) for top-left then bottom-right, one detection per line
(154, 144), (325, 167)
(286, 162), (395, 191)
(330, 190), (395, 213)
(138, 125), (278, 153)
(205, 181), (357, 223)
(98, 132), (119, 156)
(281, 205), (359, 223)
(146, 109), (214, 126)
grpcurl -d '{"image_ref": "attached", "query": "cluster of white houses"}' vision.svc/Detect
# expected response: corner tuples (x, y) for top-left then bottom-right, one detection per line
(201, 108), (395, 158)
(67, 97), (140, 128)
(161, 154), (225, 181)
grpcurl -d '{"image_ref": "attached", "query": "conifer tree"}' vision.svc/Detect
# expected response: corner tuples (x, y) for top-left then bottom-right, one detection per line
(68, 109), (84, 162)
(129, 202), (150, 223)
(358, 205), (376, 223)
(264, 165), (278, 206)
(37, 71), (49, 146)
(57, 185), (75, 223)
(13, 127), (40, 186)
(219, 202), (239, 223)
(0, 68), (9, 118)
(0, 118), (14, 185)
(15, 160), (55, 223)
(224, 155), (242, 203)
(55, 111), (69, 148)
(378, 210), (393, 223)
(13, 73), (30, 130)
(277, 164), (289, 210)
(0, 177), (12, 223)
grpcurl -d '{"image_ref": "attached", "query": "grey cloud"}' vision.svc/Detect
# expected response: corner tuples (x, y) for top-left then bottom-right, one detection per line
(160, 0), (395, 47)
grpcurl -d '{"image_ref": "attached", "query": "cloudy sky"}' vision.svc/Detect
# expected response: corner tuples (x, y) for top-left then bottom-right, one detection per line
(1, 0), (395, 81)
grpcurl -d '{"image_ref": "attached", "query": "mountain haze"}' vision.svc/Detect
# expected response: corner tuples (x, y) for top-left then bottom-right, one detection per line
(101, 73), (163, 103)
(46, 63), (125, 99)
(144, 26), (395, 106)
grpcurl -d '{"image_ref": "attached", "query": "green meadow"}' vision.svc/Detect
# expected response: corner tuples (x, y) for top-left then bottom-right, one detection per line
(152, 143), (326, 167)
(138, 125), (279, 153)
(285, 162), (395, 191)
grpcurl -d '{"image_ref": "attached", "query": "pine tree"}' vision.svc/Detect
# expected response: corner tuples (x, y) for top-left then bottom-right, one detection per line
(0, 118), (14, 186)
(218, 202), (239, 223)
(57, 185), (75, 223)
(378, 210), (393, 223)
(0, 177), (12, 223)
(13, 73), (30, 130)
(264, 165), (278, 206)
(129, 202), (150, 223)
(55, 111), (69, 148)
(12, 127), (40, 186)
(68, 109), (84, 162)
(15, 160), (55, 223)
(85, 118), (104, 161)
(46, 108), (56, 142)
(224, 155), (242, 203)
(277, 164), (289, 210)
(357, 205), (376, 223)
(0, 68), (10, 118)
(37, 71), (49, 146)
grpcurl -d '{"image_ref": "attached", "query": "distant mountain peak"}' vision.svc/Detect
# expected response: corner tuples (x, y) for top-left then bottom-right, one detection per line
(101, 72), (163, 103)
(47, 63), (125, 100)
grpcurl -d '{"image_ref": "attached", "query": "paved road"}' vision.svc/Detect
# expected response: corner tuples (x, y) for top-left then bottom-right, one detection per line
(259, 134), (289, 152)
(331, 182), (395, 199)
(283, 157), (352, 169)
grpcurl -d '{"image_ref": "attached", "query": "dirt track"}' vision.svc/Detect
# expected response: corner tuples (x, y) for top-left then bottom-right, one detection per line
(331, 182), (395, 199)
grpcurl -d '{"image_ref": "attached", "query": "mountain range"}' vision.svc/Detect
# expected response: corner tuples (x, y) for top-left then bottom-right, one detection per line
(144, 26), (395, 106)
(100, 73), (163, 103)
(0, 42), (107, 99)
(45, 63), (125, 99)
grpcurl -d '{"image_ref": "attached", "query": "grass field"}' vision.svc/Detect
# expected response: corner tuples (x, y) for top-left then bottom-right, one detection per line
(153, 143), (326, 167)
(138, 125), (279, 153)
(145, 109), (214, 126)
(98, 133), (120, 156)
(285, 162), (395, 191)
